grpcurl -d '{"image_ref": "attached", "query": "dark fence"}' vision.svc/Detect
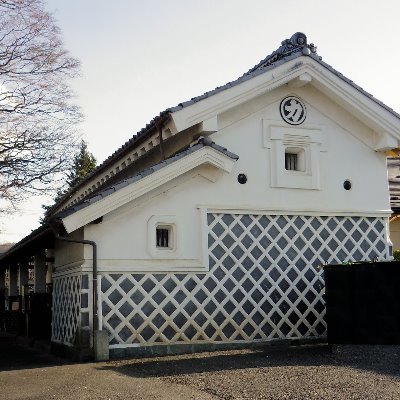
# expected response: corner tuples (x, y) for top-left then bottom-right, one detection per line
(0, 289), (5, 312)
(0, 290), (52, 340)
(0, 311), (25, 334)
(324, 261), (400, 344)
(25, 292), (52, 339)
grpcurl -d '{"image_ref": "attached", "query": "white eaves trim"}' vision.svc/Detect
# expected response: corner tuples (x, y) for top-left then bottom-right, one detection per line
(171, 57), (400, 149)
(305, 63), (400, 147)
(171, 59), (301, 132)
(61, 146), (237, 233)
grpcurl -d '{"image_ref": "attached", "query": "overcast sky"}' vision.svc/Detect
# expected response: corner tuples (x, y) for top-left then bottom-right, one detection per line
(1, 0), (400, 243)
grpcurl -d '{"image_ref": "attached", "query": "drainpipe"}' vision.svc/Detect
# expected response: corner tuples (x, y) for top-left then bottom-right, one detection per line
(50, 226), (108, 360)
(53, 233), (98, 333)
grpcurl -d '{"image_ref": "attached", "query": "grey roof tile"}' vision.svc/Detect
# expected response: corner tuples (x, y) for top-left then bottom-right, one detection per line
(87, 194), (103, 203)
(73, 202), (90, 211)
(48, 32), (400, 216)
(139, 168), (154, 178)
(314, 56), (400, 118)
(10, 33), (399, 256)
(127, 174), (143, 184)
(113, 180), (130, 191)
(100, 187), (117, 197)
(55, 138), (239, 220)
(151, 162), (167, 172)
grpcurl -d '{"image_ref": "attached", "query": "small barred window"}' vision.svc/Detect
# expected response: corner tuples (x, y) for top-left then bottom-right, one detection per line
(284, 147), (305, 172)
(148, 216), (178, 258)
(156, 227), (170, 248)
(285, 152), (298, 171)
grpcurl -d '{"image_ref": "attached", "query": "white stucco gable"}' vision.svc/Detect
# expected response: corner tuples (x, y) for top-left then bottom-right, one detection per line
(57, 32), (400, 236)
(46, 32), (400, 216)
(59, 140), (238, 233)
(169, 34), (400, 152)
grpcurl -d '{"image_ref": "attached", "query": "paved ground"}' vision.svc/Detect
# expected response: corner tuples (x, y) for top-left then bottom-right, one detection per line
(0, 336), (399, 400)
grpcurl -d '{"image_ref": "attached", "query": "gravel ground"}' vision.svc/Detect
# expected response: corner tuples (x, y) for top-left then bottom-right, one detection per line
(1, 340), (399, 400)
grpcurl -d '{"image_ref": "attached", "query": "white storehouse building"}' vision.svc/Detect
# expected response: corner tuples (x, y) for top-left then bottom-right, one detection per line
(1, 33), (399, 359)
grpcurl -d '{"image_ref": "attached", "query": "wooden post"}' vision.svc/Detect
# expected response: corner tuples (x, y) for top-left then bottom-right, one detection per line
(34, 251), (46, 294)
(8, 265), (18, 296)
(46, 249), (54, 286)
(19, 261), (29, 296)
(0, 268), (6, 311)
(0, 268), (5, 291)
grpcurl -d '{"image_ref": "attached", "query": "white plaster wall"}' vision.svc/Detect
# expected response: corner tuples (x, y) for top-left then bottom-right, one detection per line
(54, 228), (84, 268)
(84, 171), (206, 269)
(83, 84), (391, 270)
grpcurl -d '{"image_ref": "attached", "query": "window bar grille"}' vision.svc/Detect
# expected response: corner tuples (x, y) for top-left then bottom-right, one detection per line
(285, 153), (297, 171)
(156, 228), (169, 248)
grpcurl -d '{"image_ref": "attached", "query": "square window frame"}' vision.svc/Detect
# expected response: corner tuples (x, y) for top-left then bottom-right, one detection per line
(263, 120), (327, 190)
(147, 215), (179, 258)
(285, 146), (306, 172)
(156, 225), (173, 249)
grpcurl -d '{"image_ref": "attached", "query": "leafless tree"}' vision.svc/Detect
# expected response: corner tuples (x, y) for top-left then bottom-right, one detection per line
(0, 0), (81, 208)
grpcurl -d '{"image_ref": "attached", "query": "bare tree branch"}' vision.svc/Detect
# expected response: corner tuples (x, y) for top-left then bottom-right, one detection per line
(0, 0), (81, 207)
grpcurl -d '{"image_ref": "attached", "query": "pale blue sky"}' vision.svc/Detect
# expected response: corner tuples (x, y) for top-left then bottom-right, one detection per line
(1, 0), (400, 242)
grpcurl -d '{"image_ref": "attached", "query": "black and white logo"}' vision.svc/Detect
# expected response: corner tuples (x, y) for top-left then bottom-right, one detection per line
(280, 96), (307, 125)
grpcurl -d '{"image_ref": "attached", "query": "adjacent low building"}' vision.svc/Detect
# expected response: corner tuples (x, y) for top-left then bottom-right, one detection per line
(0, 33), (398, 359)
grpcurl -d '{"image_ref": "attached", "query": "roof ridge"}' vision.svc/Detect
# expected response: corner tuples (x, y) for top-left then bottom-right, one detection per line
(46, 33), (319, 216)
(47, 32), (400, 218)
(244, 32), (318, 75)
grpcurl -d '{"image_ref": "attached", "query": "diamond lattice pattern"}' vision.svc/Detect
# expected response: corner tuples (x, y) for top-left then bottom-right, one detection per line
(52, 275), (81, 345)
(100, 214), (389, 346)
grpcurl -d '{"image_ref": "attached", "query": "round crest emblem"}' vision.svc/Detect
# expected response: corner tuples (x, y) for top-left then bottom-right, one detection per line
(280, 96), (307, 125)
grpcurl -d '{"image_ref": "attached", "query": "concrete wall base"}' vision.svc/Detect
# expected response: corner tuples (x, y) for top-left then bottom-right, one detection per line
(109, 337), (326, 359)
(94, 330), (109, 361)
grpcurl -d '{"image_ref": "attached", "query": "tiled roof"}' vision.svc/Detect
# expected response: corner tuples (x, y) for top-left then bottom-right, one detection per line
(4, 33), (399, 263)
(55, 137), (238, 220)
(0, 225), (54, 262)
(43, 32), (400, 216)
(168, 32), (400, 119)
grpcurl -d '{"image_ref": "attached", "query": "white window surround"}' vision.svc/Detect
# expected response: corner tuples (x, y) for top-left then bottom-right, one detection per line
(147, 215), (179, 259)
(263, 120), (327, 190)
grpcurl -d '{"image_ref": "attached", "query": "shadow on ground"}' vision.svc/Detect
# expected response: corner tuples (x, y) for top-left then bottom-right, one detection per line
(98, 344), (400, 379)
(0, 334), (69, 371)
